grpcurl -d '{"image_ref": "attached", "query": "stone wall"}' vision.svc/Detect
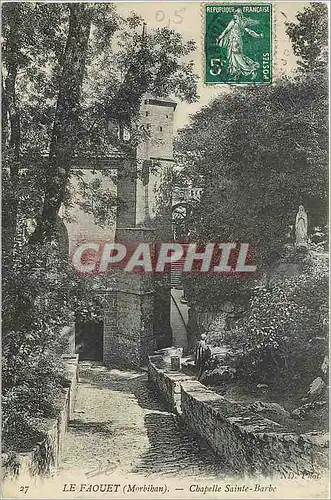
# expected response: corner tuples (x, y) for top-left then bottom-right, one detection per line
(116, 159), (137, 227)
(180, 380), (328, 476)
(102, 290), (119, 366)
(101, 281), (167, 368)
(104, 289), (155, 367)
(2, 355), (79, 479)
(148, 355), (191, 413)
(148, 355), (329, 476)
(63, 167), (117, 252)
(101, 227), (158, 368)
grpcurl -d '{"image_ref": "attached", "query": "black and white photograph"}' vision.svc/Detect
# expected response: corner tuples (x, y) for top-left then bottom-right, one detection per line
(1, 1), (329, 498)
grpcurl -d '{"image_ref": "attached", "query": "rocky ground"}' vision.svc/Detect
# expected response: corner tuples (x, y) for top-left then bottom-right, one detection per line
(209, 379), (328, 434)
(182, 354), (328, 434)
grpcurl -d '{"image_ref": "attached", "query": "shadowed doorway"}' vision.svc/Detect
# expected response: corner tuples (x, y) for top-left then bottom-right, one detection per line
(75, 320), (104, 361)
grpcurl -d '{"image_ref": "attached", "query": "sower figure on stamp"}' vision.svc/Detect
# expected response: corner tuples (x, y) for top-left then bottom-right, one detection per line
(195, 334), (212, 380)
(216, 8), (264, 81)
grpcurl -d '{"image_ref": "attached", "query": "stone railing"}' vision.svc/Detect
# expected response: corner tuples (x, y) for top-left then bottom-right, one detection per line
(2, 354), (79, 479)
(148, 354), (329, 476)
(148, 354), (191, 413)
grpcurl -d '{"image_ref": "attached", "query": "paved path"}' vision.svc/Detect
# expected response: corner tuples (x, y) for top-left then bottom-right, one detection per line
(60, 362), (226, 479)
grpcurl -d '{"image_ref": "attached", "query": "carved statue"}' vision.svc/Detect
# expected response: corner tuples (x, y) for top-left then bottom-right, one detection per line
(295, 205), (308, 247)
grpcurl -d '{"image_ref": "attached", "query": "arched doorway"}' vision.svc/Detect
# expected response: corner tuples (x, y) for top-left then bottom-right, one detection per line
(58, 216), (104, 361)
(172, 202), (192, 241)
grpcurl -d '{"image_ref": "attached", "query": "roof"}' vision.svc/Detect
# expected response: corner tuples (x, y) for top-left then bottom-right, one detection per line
(144, 93), (177, 109)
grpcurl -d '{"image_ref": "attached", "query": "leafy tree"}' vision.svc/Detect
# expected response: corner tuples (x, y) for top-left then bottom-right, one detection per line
(29, 4), (93, 244)
(172, 3), (329, 392)
(286, 2), (328, 73)
(175, 73), (328, 308)
(1, 241), (101, 455)
(1, 1), (198, 458)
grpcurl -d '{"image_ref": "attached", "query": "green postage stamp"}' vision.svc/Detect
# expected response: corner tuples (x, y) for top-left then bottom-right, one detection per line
(204, 4), (272, 84)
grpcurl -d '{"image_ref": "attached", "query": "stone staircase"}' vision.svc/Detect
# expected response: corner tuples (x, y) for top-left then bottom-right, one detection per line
(170, 256), (186, 288)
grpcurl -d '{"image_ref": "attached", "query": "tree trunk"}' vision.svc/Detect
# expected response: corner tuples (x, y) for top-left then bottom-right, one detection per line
(30, 4), (92, 244)
(2, 3), (21, 265)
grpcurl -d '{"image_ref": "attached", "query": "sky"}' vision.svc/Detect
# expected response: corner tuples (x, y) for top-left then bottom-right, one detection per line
(116, 1), (311, 131)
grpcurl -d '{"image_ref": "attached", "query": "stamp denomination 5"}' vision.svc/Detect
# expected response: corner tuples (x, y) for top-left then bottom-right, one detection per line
(204, 3), (272, 84)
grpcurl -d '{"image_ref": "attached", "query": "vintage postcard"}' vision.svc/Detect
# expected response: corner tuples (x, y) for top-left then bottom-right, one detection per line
(1, 1), (329, 499)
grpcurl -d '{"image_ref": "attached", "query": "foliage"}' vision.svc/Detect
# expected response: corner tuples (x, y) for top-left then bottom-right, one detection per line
(2, 2), (198, 244)
(74, 175), (118, 227)
(2, 1), (198, 454)
(2, 353), (65, 453)
(286, 3), (328, 74)
(2, 243), (103, 452)
(172, 3), (329, 394)
(176, 73), (328, 307)
(223, 254), (329, 385)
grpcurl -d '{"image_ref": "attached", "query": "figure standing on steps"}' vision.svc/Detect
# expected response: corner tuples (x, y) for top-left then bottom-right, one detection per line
(195, 334), (211, 380)
(295, 205), (308, 247)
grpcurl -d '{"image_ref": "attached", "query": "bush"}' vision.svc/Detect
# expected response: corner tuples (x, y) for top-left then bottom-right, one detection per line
(2, 243), (101, 453)
(227, 254), (328, 386)
(2, 349), (66, 452)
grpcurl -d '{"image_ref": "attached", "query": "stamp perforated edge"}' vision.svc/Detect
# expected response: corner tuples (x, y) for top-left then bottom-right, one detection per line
(200, 2), (273, 87)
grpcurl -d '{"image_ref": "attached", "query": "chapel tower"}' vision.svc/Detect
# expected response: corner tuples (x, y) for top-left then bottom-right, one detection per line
(116, 94), (177, 228)
(63, 95), (177, 366)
